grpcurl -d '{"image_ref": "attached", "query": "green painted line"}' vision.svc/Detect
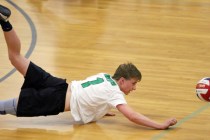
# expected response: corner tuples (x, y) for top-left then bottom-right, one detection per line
(151, 103), (210, 140)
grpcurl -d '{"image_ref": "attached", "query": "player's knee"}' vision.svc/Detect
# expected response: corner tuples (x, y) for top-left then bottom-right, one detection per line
(8, 53), (15, 63)
(8, 53), (21, 65)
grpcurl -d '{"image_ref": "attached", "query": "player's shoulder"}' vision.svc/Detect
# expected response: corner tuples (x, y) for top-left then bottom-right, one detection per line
(97, 72), (110, 76)
(97, 73), (112, 78)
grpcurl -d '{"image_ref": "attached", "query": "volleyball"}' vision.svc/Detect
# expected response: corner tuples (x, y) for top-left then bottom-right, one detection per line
(196, 77), (210, 102)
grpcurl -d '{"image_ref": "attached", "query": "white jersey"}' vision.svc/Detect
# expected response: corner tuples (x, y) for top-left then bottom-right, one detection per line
(70, 73), (127, 124)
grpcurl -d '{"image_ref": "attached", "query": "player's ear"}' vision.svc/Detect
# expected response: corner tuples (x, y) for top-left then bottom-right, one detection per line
(118, 77), (126, 84)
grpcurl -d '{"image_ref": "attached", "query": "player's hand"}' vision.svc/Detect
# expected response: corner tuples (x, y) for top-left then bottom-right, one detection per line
(160, 118), (177, 130)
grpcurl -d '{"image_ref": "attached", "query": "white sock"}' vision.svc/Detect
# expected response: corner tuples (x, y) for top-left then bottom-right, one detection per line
(0, 98), (17, 115)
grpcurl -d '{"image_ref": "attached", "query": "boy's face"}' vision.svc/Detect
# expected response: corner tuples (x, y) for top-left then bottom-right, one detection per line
(118, 77), (139, 95)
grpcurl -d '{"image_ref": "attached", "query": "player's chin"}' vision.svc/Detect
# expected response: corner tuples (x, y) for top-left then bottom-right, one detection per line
(125, 91), (130, 95)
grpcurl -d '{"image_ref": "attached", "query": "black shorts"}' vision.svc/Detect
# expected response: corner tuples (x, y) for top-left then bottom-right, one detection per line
(16, 62), (68, 117)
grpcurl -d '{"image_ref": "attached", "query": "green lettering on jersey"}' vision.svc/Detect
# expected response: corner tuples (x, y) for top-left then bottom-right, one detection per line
(104, 74), (117, 86)
(81, 77), (104, 88)
(81, 74), (117, 88)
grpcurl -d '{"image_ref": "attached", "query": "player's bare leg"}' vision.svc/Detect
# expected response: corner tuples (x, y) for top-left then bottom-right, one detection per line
(3, 30), (30, 76)
(0, 5), (29, 76)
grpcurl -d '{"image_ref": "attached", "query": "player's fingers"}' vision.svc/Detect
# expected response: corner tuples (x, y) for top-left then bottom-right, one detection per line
(170, 118), (177, 125)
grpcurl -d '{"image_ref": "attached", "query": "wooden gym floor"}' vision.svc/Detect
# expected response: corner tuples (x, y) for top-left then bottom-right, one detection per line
(0, 0), (210, 139)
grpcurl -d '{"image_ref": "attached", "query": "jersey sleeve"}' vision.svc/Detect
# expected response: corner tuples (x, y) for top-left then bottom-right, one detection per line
(108, 92), (127, 108)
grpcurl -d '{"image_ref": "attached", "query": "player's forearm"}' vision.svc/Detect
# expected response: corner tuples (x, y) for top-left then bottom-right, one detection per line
(128, 112), (165, 129)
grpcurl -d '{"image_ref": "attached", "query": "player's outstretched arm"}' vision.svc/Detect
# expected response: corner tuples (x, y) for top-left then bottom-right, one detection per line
(117, 104), (177, 130)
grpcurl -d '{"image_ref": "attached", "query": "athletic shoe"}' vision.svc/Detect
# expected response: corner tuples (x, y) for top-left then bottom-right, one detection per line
(0, 5), (11, 22)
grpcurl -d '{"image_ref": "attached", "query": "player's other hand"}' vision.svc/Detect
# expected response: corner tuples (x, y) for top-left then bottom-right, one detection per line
(104, 112), (116, 116)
